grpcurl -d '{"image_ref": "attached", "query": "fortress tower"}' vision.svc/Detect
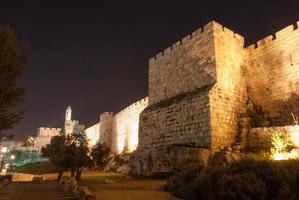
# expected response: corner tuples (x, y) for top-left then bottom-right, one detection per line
(134, 20), (299, 175)
(64, 105), (84, 135)
(65, 106), (72, 122)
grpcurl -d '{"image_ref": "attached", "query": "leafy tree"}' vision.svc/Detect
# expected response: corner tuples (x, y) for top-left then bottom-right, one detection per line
(0, 26), (29, 139)
(24, 136), (35, 147)
(42, 133), (92, 181)
(65, 133), (93, 181)
(91, 142), (110, 169)
(41, 135), (72, 180)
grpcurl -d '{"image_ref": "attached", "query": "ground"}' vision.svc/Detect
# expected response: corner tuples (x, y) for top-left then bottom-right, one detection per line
(81, 171), (177, 200)
(7, 161), (177, 199)
(0, 181), (73, 200)
(44, 171), (178, 200)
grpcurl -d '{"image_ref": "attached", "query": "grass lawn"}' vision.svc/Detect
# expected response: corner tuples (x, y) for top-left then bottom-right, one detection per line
(14, 161), (58, 174)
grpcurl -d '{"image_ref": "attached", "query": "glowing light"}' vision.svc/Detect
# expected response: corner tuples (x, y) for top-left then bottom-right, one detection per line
(127, 119), (139, 152)
(10, 155), (15, 160)
(1, 147), (7, 153)
(273, 149), (299, 160)
(85, 123), (100, 147)
(290, 125), (299, 147)
(271, 129), (299, 161)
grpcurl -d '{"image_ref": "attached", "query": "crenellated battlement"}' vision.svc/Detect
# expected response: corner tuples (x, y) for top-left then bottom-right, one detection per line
(36, 127), (62, 137)
(114, 97), (148, 118)
(38, 127), (62, 131)
(100, 111), (114, 117)
(148, 22), (210, 64)
(149, 21), (244, 65)
(246, 21), (299, 50)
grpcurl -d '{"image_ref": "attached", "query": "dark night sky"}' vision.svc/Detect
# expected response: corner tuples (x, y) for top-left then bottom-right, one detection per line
(1, 0), (299, 139)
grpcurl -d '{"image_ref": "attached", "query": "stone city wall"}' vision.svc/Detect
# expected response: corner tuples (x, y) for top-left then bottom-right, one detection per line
(249, 125), (299, 150)
(36, 127), (62, 137)
(245, 21), (299, 126)
(111, 97), (148, 154)
(85, 122), (100, 146)
(148, 21), (217, 105)
(140, 21), (248, 152)
(85, 98), (148, 154)
(99, 112), (114, 147)
(209, 21), (247, 148)
(35, 128), (61, 148)
(139, 87), (212, 151)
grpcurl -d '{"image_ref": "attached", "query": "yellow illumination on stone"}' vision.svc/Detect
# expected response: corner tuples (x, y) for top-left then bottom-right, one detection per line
(271, 125), (299, 161)
(290, 125), (299, 147)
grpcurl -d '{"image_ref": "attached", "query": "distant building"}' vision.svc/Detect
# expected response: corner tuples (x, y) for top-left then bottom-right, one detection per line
(34, 106), (84, 149)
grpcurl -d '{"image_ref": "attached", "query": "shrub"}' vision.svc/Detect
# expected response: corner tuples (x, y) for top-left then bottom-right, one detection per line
(166, 163), (203, 199)
(166, 159), (299, 200)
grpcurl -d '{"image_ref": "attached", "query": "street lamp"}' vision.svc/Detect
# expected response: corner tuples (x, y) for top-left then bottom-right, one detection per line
(1, 146), (8, 175)
(10, 154), (15, 174)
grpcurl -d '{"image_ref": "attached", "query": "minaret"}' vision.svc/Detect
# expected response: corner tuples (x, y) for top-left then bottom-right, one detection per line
(65, 106), (72, 122)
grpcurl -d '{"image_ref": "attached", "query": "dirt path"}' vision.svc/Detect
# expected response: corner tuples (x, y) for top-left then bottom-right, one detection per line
(0, 181), (73, 200)
(79, 172), (178, 200)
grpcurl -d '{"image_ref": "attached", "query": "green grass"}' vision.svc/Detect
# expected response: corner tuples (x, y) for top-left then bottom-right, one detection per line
(14, 161), (58, 174)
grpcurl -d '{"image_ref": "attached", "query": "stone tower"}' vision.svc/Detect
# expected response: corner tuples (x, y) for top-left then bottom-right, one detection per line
(99, 112), (114, 148)
(65, 106), (72, 122)
(64, 105), (73, 135)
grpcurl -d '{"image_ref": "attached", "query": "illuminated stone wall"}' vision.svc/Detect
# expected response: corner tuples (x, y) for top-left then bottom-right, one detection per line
(209, 22), (247, 148)
(84, 98), (148, 154)
(99, 112), (114, 147)
(111, 97), (148, 154)
(140, 21), (248, 153)
(85, 122), (100, 146)
(249, 125), (299, 150)
(140, 86), (212, 151)
(245, 22), (299, 126)
(35, 127), (62, 148)
(36, 127), (62, 137)
(148, 21), (217, 105)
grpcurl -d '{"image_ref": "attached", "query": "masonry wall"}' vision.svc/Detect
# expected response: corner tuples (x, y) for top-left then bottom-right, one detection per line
(35, 127), (62, 148)
(99, 112), (114, 147)
(249, 125), (299, 150)
(245, 21), (299, 126)
(139, 87), (212, 151)
(140, 21), (248, 152)
(111, 97), (148, 154)
(148, 21), (217, 105)
(85, 122), (100, 146)
(209, 22), (247, 148)
(36, 127), (62, 137)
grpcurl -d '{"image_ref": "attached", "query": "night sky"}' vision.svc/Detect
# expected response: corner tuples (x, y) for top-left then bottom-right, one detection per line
(1, 1), (299, 139)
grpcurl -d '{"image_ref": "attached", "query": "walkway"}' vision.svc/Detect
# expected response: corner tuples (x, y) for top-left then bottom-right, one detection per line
(0, 181), (73, 200)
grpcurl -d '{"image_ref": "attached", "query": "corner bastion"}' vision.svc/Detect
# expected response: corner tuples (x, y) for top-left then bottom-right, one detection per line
(133, 20), (299, 175)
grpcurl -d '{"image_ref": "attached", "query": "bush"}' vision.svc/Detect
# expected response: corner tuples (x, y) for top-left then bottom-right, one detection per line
(166, 163), (203, 199)
(166, 159), (299, 200)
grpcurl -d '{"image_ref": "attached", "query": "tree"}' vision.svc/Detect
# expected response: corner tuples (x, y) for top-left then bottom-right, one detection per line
(65, 133), (93, 181)
(91, 142), (110, 169)
(41, 135), (72, 180)
(0, 26), (29, 139)
(24, 136), (35, 147)
(42, 133), (92, 181)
